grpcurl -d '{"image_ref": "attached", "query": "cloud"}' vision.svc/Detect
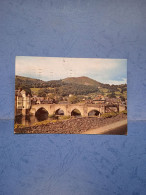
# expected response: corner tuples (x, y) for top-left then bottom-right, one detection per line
(106, 78), (127, 85)
(15, 56), (127, 84)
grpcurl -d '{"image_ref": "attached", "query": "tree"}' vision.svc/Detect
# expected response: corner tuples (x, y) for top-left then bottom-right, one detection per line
(120, 95), (125, 102)
(38, 89), (47, 97)
(68, 95), (79, 104)
(108, 92), (116, 98)
(20, 86), (32, 96)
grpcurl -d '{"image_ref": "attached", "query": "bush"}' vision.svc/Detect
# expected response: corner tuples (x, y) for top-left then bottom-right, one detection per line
(48, 114), (58, 119)
(120, 110), (127, 115)
(59, 115), (71, 120)
(14, 123), (25, 129)
(120, 95), (125, 101)
(52, 120), (58, 123)
(101, 112), (117, 118)
(49, 114), (55, 118)
(32, 120), (51, 126)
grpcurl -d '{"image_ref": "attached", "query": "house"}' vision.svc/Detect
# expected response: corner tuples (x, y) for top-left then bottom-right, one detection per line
(15, 89), (31, 116)
(93, 95), (105, 104)
(105, 97), (120, 104)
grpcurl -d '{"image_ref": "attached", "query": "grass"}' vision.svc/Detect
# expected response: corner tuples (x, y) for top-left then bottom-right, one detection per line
(30, 88), (42, 95)
(119, 110), (127, 114)
(101, 112), (118, 118)
(101, 109), (127, 119)
(32, 119), (58, 126)
(115, 91), (121, 95)
(49, 114), (56, 118)
(14, 115), (72, 129)
(31, 87), (55, 95)
(14, 123), (26, 129)
(31, 116), (71, 126)
(59, 115), (71, 120)
(99, 88), (109, 93)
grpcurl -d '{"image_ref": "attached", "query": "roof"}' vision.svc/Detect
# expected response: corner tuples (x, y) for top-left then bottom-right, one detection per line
(93, 96), (105, 101)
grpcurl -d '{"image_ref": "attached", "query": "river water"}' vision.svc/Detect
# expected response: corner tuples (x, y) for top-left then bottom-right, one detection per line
(15, 113), (49, 126)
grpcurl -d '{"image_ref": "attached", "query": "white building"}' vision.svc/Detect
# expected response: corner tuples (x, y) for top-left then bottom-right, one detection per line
(15, 89), (31, 115)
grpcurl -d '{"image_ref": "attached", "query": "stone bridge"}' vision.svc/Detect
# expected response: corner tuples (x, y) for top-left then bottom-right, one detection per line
(30, 104), (106, 117)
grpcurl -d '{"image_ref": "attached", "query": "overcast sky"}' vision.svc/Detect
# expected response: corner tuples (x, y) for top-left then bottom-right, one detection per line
(15, 56), (127, 85)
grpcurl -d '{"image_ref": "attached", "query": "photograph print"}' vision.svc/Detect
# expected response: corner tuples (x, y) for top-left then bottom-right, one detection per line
(14, 56), (127, 134)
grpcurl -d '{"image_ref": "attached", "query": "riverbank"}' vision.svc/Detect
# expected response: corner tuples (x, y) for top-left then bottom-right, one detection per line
(82, 119), (127, 135)
(14, 113), (127, 134)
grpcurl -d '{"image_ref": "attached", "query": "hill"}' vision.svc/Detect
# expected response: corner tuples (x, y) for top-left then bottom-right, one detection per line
(15, 75), (45, 88)
(63, 76), (101, 86)
(15, 75), (127, 98)
(15, 75), (100, 96)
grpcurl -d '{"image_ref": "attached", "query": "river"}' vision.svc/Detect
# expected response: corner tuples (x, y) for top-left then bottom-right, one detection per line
(15, 113), (49, 126)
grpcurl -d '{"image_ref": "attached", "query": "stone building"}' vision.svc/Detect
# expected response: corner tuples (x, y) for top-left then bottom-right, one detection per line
(15, 89), (31, 116)
(93, 95), (105, 104)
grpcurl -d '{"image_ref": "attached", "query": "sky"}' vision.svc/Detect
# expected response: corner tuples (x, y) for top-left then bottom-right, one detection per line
(15, 56), (127, 85)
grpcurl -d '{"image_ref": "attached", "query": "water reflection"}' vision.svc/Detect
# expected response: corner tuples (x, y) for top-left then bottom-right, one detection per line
(15, 108), (86, 126)
(15, 113), (49, 126)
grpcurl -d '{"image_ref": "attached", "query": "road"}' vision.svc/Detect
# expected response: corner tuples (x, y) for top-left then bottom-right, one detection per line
(82, 119), (127, 135)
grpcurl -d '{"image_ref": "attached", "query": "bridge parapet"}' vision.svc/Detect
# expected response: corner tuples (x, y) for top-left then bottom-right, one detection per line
(29, 103), (108, 116)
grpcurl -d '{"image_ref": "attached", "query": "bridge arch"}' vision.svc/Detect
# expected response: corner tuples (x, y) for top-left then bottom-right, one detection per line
(88, 109), (100, 117)
(71, 108), (82, 116)
(30, 104), (106, 117)
(35, 107), (49, 121)
(35, 107), (49, 114)
(54, 108), (65, 116)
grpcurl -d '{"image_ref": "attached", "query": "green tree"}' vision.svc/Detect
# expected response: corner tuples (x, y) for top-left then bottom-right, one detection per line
(120, 95), (125, 102)
(108, 92), (116, 98)
(20, 86), (32, 96)
(38, 89), (47, 97)
(68, 95), (79, 104)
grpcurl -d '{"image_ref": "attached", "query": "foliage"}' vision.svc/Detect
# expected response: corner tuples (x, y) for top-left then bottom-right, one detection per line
(101, 112), (117, 118)
(121, 87), (127, 93)
(68, 95), (79, 104)
(30, 88), (41, 95)
(32, 116), (71, 127)
(32, 120), (52, 126)
(48, 114), (58, 119)
(38, 88), (47, 97)
(59, 115), (71, 120)
(120, 95), (125, 101)
(15, 75), (127, 98)
(14, 123), (25, 129)
(108, 92), (116, 98)
(120, 110), (127, 115)
(15, 76), (100, 96)
(63, 76), (101, 86)
(58, 83), (99, 96)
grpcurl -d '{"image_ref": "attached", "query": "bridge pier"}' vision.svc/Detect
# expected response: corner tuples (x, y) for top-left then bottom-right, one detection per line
(22, 109), (27, 116)
(29, 108), (36, 115)
(99, 106), (105, 114)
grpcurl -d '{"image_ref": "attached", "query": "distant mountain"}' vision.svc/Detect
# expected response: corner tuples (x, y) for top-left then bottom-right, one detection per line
(63, 76), (102, 87)
(15, 75), (100, 96)
(15, 75), (127, 97)
(15, 75), (45, 83)
(15, 75), (45, 88)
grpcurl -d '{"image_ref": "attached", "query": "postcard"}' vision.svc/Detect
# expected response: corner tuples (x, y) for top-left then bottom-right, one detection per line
(14, 56), (127, 134)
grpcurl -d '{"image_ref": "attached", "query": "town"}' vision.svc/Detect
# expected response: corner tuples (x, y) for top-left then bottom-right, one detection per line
(15, 88), (127, 117)
(14, 75), (127, 134)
